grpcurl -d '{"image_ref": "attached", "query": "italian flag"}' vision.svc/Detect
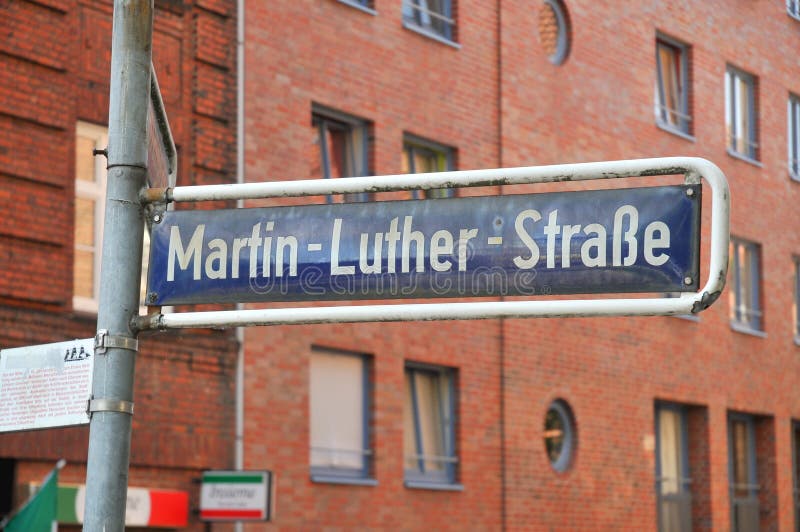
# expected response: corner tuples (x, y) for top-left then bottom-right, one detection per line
(56, 484), (188, 528)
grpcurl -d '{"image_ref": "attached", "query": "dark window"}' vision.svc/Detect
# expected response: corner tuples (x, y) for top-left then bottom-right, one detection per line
(402, 0), (455, 42)
(655, 35), (691, 135)
(404, 363), (458, 486)
(729, 239), (763, 332)
(311, 106), (371, 203)
(402, 135), (455, 199)
(544, 399), (576, 472)
(656, 404), (692, 532)
(0, 459), (15, 517)
(729, 414), (759, 532)
(725, 66), (759, 161)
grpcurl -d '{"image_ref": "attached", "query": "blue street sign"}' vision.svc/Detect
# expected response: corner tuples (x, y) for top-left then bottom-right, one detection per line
(146, 185), (701, 305)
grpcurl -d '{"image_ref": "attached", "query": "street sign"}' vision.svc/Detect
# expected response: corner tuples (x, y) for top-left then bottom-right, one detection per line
(147, 185), (700, 306)
(0, 338), (94, 433)
(199, 470), (274, 522)
(147, 63), (177, 190)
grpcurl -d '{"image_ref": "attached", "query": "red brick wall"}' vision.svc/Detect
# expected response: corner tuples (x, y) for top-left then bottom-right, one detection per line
(500, 1), (800, 530)
(0, 1), (238, 530)
(242, 1), (800, 530)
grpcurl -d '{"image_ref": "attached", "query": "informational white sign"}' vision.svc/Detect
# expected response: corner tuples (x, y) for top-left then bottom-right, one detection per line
(0, 338), (94, 433)
(200, 470), (273, 521)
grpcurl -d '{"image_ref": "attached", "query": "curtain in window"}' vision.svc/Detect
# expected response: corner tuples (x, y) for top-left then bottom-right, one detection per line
(656, 42), (681, 127)
(731, 420), (751, 497)
(404, 368), (452, 475)
(658, 409), (681, 495)
(726, 70), (755, 156)
(310, 351), (365, 470)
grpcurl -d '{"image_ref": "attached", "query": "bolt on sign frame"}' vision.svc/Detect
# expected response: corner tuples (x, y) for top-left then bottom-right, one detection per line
(136, 157), (729, 331)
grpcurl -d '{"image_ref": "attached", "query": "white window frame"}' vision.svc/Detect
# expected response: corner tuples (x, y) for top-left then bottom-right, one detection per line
(725, 66), (759, 161)
(73, 122), (109, 314)
(74, 122), (151, 315)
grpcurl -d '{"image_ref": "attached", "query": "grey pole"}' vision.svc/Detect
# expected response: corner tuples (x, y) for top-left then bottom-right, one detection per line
(83, 1), (153, 530)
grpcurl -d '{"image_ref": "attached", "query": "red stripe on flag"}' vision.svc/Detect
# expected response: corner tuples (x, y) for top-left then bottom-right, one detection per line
(200, 509), (264, 519)
(147, 490), (189, 527)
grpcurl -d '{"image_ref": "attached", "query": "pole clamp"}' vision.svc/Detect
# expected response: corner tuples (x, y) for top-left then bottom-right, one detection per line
(94, 329), (138, 355)
(88, 398), (135, 416)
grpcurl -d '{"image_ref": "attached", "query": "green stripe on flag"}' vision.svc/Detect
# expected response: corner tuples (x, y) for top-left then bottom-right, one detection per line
(56, 486), (80, 524)
(5, 467), (58, 532)
(202, 474), (264, 483)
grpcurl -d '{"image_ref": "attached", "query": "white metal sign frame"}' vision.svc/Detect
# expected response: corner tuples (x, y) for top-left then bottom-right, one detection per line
(136, 157), (729, 331)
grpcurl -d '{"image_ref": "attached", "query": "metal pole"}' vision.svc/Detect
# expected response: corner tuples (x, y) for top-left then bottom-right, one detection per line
(84, 1), (153, 530)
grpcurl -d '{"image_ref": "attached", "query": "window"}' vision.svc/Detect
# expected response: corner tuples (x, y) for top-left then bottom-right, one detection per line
(311, 106), (371, 203)
(789, 95), (800, 180)
(789, 0), (800, 21)
(538, 0), (571, 65)
(655, 404), (692, 532)
(309, 349), (374, 483)
(655, 35), (691, 135)
(404, 363), (458, 487)
(729, 414), (759, 532)
(73, 123), (108, 313)
(544, 399), (576, 472)
(74, 122), (151, 314)
(402, 0), (455, 42)
(729, 239), (763, 332)
(402, 135), (455, 199)
(725, 66), (759, 161)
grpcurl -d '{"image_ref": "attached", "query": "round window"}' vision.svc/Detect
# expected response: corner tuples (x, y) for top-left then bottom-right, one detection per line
(543, 399), (575, 472)
(538, 0), (571, 65)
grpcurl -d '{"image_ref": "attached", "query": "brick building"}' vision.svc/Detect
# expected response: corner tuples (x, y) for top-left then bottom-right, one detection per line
(0, 0), (238, 529)
(240, 1), (800, 531)
(1, 0), (800, 531)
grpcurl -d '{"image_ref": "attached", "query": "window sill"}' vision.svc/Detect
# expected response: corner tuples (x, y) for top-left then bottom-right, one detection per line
(311, 474), (378, 487)
(730, 321), (767, 338)
(726, 149), (762, 167)
(404, 480), (464, 491)
(794, 335), (800, 346)
(656, 122), (695, 142)
(336, 0), (376, 15)
(790, 172), (800, 183)
(402, 22), (461, 49)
